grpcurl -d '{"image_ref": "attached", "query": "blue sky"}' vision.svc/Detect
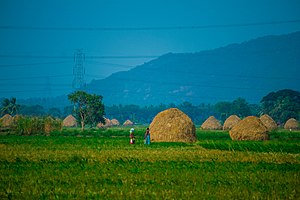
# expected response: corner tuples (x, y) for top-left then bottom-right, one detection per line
(0, 0), (300, 98)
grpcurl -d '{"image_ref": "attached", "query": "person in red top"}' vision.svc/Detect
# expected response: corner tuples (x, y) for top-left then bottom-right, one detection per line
(130, 128), (135, 144)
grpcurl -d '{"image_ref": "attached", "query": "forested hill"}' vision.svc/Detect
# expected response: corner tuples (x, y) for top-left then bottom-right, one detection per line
(87, 31), (300, 105)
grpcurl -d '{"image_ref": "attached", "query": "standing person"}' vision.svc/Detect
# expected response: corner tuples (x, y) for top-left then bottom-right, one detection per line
(130, 128), (135, 144)
(144, 127), (150, 145)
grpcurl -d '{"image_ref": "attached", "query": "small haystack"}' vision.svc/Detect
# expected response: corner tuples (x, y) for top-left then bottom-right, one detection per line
(105, 118), (113, 127)
(111, 119), (120, 126)
(223, 115), (241, 130)
(201, 116), (222, 130)
(63, 115), (77, 127)
(149, 108), (196, 142)
(0, 114), (13, 127)
(260, 114), (277, 131)
(284, 118), (299, 130)
(123, 120), (134, 126)
(97, 118), (113, 128)
(229, 116), (269, 141)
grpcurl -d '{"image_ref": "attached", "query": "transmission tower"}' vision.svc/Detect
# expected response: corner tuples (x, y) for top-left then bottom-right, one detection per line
(72, 49), (86, 90)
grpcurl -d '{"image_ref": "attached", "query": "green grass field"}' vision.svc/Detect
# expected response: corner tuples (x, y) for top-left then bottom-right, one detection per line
(0, 128), (300, 199)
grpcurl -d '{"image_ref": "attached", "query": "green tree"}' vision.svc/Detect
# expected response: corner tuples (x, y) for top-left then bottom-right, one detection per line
(1, 97), (20, 116)
(68, 91), (105, 130)
(19, 105), (45, 116)
(230, 97), (252, 118)
(261, 89), (300, 123)
(214, 101), (232, 122)
(178, 101), (197, 122)
(47, 107), (62, 118)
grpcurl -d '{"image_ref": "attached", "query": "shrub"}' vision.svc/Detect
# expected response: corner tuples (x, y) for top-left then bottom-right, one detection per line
(14, 116), (62, 135)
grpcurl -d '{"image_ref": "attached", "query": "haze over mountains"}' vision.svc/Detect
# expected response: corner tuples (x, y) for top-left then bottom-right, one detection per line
(87, 31), (300, 105)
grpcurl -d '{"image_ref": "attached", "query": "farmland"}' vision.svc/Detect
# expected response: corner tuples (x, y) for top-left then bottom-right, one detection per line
(0, 128), (300, 199)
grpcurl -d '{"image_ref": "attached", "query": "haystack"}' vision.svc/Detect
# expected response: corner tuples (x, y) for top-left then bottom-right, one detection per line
(223, 115), (241, 130)
(149, 108), (196, 142)
(111, 119), (120, 126)
(63, 115), (77, 127)
(123, 120), (133, 126)
(0, 114), (13, 127)
(229, 116), (269, 140)
(259, 114), (277, 131)
(105, 118), (113, 126)
(284, 118), (299, 130)
(97, 118), (113, 128)
(201, 116), (222, 130)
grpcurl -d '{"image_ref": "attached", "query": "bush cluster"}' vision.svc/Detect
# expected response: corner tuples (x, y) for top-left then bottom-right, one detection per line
(12, 116), (62, 135)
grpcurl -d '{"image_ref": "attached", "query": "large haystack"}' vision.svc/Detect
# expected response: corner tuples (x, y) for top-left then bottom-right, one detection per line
(259, 114), (277, 131)
(201, 116), (222, 130)
(229, 116), (269, 141)
(0, 114), (13, 127)
(123, 120), (133, 126)
(63, 115), (77, 127)
(97, 118), (113, 128)
(223, 115), (241, 130)
(284, 118), (299, 130)
(149, 108), (196, 142)
(111, 119), (120, 126)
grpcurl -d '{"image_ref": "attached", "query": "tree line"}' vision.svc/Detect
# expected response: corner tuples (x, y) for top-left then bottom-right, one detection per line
(1, 89), (299, 126)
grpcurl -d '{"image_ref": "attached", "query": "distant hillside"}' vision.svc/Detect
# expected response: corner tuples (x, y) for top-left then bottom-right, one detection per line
(87, 31), (300, 105)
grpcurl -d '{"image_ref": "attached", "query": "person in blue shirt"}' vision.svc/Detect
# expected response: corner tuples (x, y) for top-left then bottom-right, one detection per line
(144, 127), (150, 145)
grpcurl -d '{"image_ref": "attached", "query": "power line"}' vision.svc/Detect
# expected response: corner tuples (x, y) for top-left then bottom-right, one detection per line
(86, 60), (134, 69)
(0, 54), (158, 59)
(0, 88), (73, 94)
(87, 55), (158, 59)
(0, 83), (71, 87)
(0, 19), (299, 31)
(0, 74), (72, 81)
(0, 61), (71, 68)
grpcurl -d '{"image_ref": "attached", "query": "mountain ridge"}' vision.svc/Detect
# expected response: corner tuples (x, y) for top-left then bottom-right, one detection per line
(87, 31), (300, 105)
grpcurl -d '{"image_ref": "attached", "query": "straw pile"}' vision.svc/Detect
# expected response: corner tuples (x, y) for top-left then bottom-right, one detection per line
(0, 114), (13, 127)
(229, 116), (269, 140)
(149, 108), (196, 142)
(111, 119), (120, 126)
(63, 115), (77, 127)
(97, 118), (113, 128)
(123, 120), (133, 126)
(201, 116), (222, 130)
(259, 114), (277, 131)
(223, 115), (241, 130)
(284, 118), (299, 130)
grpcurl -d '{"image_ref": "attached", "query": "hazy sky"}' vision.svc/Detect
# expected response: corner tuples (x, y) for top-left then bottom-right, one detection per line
(1, 0), (300, 99)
